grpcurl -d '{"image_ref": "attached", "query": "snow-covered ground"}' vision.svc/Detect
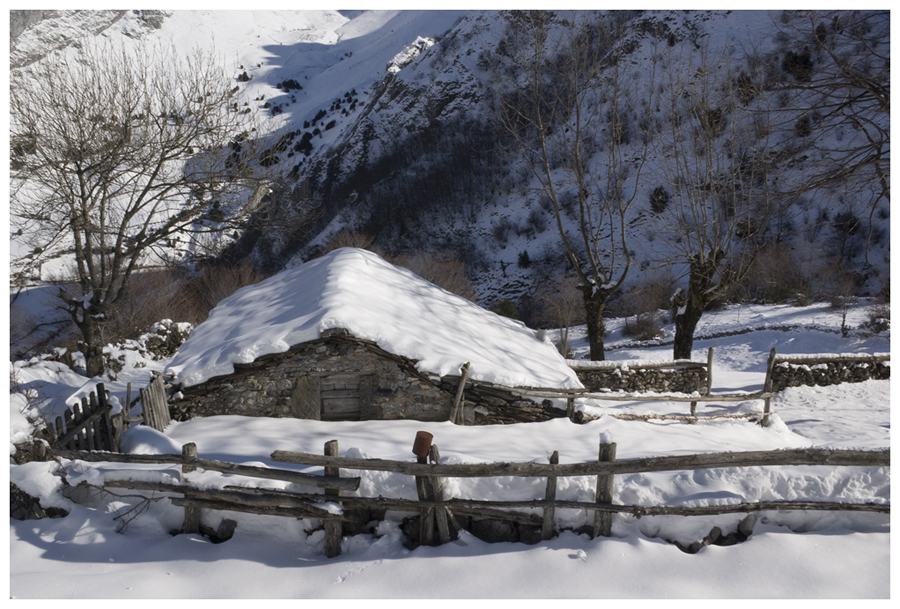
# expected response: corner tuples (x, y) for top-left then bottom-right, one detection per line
(8, 297), (890, 598)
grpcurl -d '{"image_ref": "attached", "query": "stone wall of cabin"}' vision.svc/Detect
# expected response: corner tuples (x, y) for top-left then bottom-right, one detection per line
(172, 333), (456, 423)
(170, 331), (567, 424)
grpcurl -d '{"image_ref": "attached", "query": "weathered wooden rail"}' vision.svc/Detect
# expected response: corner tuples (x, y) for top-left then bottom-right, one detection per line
(44, 437), (889, 558)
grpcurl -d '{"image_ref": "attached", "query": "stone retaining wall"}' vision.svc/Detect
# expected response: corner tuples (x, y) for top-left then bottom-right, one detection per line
(571, 365), (708, 395)
(769, 359), (890, 392)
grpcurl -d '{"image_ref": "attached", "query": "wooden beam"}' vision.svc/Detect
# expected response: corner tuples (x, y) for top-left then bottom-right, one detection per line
(450, 362), (470, 425)
(541, 451), (559, 541)
(47, 447), (360, 491)
(430, 445), (451, 545)
(271, 447), (890, 478)
(593, 442), (616, 538)
(181, 442), (201, 534)
(323, 440), (342, 558)
(220, 487), (891, 517)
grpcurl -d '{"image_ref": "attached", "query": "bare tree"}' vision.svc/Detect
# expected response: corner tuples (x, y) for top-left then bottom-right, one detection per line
(768, 11), (889, 266)
(10, 41), (261, 377)
(657, 44), (778, 359)
(536, 275), (585, 357)
(497, 10), (656, 360)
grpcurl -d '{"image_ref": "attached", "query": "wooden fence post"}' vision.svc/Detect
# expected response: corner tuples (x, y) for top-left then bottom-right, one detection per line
(323, 439), (342, 558)
(181, 443), (200, 534)
(566, 398), (575, 422)
(429, 445), (451, 545)
(413, 432), (435, 546)
(706, 347), (714, 396)
(541, 451), (559, 540)
(762, 348), (777, 427)
(450, 362), (470, 425)
(74, 400), (87, 450)
(86, 394), (98, 451)
(124, 383), (132, 432)
(97, 384), (115, 452)
(593, 439), (617, 538)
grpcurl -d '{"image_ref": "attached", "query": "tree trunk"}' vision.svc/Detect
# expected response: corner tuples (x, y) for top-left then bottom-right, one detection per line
(672, 254), (721, 360)
(582, 287), (608, 361)
(75, 306), (105, 378)
(673, 294), (704, 360)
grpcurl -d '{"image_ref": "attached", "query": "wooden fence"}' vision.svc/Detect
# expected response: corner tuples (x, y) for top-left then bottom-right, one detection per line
(50, 382), (120, 452)
(139, 373), (172, 432)
(43, 437), (889, 558)
(458, 376), (778, 426)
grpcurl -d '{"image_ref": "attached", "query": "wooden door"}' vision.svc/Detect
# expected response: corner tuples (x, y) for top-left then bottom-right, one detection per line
(320, 373), (362, 421)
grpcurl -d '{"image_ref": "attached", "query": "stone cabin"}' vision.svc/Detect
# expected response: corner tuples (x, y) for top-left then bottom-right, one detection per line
(166, 248), (582, 424)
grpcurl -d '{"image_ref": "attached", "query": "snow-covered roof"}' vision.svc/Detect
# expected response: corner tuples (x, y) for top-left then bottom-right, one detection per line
(166, 248), (582, 390)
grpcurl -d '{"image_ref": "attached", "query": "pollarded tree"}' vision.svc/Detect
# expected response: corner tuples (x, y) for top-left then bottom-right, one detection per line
(497, 10), (658, 360)
(10, 41), (262, 377)
(657, 44), (779, 359)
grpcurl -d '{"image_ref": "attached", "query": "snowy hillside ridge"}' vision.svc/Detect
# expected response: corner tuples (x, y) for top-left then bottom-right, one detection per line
(165, 248), (582, 390)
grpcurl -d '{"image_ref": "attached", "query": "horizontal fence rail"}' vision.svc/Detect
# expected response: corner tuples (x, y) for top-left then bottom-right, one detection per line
(46, 446), (360, 492)
(270, 447), (889, 478)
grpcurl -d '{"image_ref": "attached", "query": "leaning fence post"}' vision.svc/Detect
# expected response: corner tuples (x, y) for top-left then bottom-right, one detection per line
(450, 363), (470, 425)
(181, 443), (200, 534)
(541, 450), (559, 540)
(593, 436), (617, 538)
(324, 439), (342, 558)
(428, 444), (451, 545)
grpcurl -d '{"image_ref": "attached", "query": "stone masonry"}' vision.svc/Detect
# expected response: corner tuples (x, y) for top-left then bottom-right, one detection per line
(571, 364), (708, 394)
(769, 360), (890, 392)
(170, 329), (565, 424)
(172, 330), (456, 422)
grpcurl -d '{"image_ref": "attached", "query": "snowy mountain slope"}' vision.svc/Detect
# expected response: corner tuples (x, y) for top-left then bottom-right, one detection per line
(240, 9), (888, 305)
(8, 10), (467, 278)
(10, 10), (889, 311)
